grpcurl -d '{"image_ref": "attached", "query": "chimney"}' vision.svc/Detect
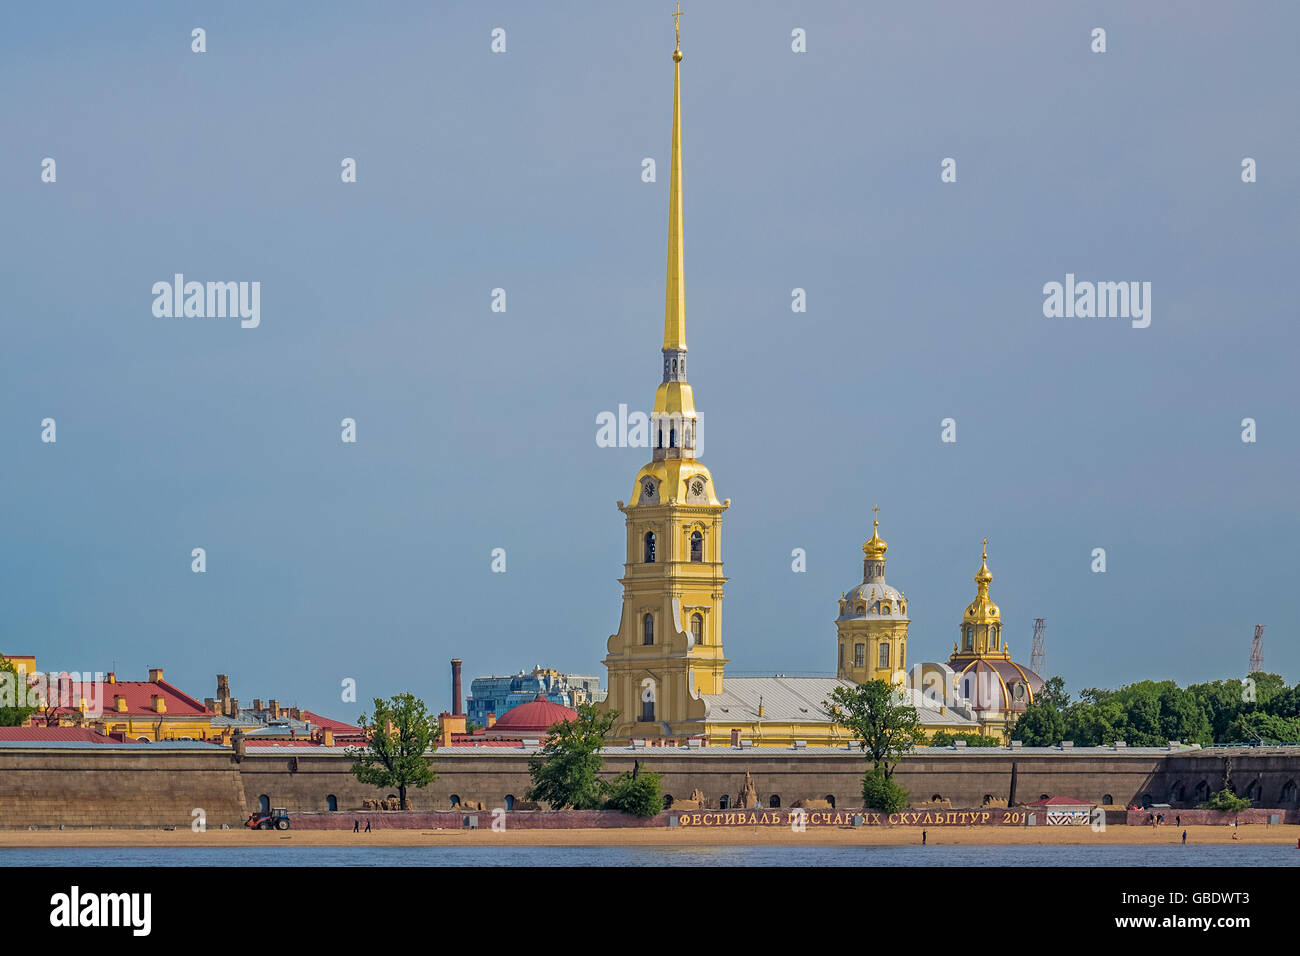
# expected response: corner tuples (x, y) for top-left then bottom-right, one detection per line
(152, 694), (167, 714)
(106, 672), (116, 684)
(451, 659), (464, 717)
(217, 674), (230, 698)
(229, 698), (239, 717)
(439, 712), (453, 748)
(270, 700), (280, 719)
(148, 668), (164, 683)
(253, 699), (263, 712)
(323, 728), (334, 747)
(486, 712), (496, 729)
(115, 695), (128, 713)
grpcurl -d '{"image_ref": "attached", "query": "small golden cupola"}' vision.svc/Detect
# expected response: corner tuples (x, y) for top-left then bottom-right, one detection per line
(955, 539), (1005, 658)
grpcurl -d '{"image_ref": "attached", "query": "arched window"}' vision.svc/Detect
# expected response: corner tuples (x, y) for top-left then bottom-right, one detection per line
(640, 697), (654, 722)
(690, 530), (703, 562)
(878, 643), (890, 668)
(664, 794), (674, 808)
(839, 643), (844, 667)
(769, 794), (781, 808)
(669, 427), (676, 447)
(505, 794), (516, 811)
(964, 628), (973, 651)
(1195, 780), (1210, 803)
(1040, 794), (1050, 801)
(719, 795), (730, 810)
(258, 795), (270, 814)
(1141, 793), (1153, 809)
(644, 531), (656, 563)
(1281, 780), (1298, 803)
(449, 794), (461, 808)
(854, 644), (865, 667)
(691, 613), (703, 644)
(326, 794), (338, 812)
(1169, 781), (1185, 803)
(643, 613), (654, 645)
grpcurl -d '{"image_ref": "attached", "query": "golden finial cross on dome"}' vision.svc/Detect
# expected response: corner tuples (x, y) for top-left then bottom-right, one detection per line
(982, 536), (988, 558)
(873, 503), (879, 529)
(672, 2), (683, 55)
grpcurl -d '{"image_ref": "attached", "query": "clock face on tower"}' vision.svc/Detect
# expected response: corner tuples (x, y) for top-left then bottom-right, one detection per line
(642, 479), (656, 501)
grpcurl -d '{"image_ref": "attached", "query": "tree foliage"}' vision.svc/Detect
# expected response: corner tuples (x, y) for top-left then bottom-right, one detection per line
(349, 693), (437, 810)
(861, 767), (910, 813)
(603, 770), (664, 817)
(825, 681), (924, 780)
(929, 730), (999, 747)
(1013, 674), (1300, 747)
(0, 657), (35, 727)
(526, 704), (617, 810)
(1201, 788), (1251, 812)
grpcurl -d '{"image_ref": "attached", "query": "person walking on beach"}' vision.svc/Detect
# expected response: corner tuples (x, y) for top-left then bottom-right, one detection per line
(364, 819), (371, 833)
(353, 819), (359, 833)
(1176, 814), (1180, 827)
(922, 830), (927, 846)
(1182, 829), (1187, 845)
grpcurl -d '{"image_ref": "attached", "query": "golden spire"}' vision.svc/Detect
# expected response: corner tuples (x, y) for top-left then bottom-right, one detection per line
(975, 538), (993, 588)
(663, 2), (686, 352)
(863, 504), (888, 560)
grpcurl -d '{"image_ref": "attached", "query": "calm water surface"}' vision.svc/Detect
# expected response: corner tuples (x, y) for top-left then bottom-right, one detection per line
(4, 845), (1298, 867)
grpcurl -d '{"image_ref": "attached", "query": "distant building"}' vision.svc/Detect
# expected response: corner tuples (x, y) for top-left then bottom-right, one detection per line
(467, 666), (604, 726)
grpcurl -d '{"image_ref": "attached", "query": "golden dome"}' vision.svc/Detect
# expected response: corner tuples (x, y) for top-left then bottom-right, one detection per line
(964, 539), (999, 622)
(862, 505), (888, 560)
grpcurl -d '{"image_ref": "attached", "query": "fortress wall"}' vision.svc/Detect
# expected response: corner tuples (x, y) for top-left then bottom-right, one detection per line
(1, 747), (1296, 827)
(0, 749), (247, 828)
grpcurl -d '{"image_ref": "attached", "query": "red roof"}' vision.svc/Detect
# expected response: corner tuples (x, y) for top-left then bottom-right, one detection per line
(1027, 796), (1095, 806)
(492, 694), (577, 732)
(45, 679), (212, 718)
(301, 710), (363, 734)
(0, 726), (131, 743)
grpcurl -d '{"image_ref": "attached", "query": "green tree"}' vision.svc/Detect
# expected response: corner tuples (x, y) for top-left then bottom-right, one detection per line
(0, 657), (35, 727)
(1012, 698), (1066, 746)
(526, 703), (617, 810)
(1234, 712), (1300, 744)
(1037, 675), (1071, 710)
(349, 693), (436, 810)
(1201, 788), (1251, 812)
(825, 681), (924, 781)
(861, 767), (909, 813)
(602, 770), (664, 817)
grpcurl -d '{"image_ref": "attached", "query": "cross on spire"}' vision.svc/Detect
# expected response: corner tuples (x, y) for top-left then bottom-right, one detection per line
(673, 2), (683, 53)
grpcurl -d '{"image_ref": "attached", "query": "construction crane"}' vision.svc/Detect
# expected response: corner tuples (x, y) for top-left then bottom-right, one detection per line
(1249, 625), (1265, 673)
(1030, 618), (1046, 675)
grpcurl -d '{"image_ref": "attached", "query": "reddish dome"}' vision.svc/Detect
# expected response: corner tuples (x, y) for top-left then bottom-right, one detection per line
(493, 694), (577, 732)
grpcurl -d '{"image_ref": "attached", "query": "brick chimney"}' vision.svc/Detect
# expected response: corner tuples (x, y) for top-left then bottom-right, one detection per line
(229, 698), (239, 717)
(270, 700), (280, 719)
(486, 712), (496, 729)
(253, 698), (263, 712)
(152, 694), (167, 714)
(451, 658), (464, 717)
(323, 728), (335, 747)
(106, 672), (116, 684)
(148, 668), (164, 683)
(115, 695), (128, 713)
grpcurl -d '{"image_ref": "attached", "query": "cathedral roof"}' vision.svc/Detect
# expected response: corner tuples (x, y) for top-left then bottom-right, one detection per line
(703, 677), (977, 728)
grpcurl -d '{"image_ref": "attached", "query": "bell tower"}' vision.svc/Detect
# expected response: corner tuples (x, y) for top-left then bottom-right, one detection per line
(601, 11), (729, 744)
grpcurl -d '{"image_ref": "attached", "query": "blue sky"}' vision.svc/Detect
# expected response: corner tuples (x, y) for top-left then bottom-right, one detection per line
(1, 2), (1296, 721)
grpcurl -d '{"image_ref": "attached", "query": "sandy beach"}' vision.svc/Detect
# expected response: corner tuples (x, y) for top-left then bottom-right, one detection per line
(2, 824), (1297, 849)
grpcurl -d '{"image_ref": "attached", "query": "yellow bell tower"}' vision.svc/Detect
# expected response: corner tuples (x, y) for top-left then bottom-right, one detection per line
(602, 10), (730, 744)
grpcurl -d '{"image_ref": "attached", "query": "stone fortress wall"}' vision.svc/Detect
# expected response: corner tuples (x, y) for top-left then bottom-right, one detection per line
(1, 746), (1296, 828)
